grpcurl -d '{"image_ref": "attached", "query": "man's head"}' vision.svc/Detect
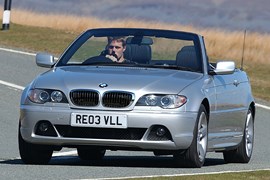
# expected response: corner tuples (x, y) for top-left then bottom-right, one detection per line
(107, 37), (126, 62)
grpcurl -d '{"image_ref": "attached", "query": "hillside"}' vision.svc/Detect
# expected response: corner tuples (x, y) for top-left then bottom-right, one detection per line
(8, 0), (270, 33)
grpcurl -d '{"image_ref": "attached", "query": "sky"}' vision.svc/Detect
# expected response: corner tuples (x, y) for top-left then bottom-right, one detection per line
(2, 0), (270, 33)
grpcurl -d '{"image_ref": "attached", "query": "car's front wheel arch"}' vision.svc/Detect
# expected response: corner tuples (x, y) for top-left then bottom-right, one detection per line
(250, 102), (256, 122)
(201, 98), (210, 119)
(174, 104), (209, 168)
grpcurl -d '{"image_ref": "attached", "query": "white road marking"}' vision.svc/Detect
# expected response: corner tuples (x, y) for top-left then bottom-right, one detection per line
(0, 47), (36, 56)
(256, 103), (270, 110)
(0, 80), (24, 90)
(52, 150), (77, 157)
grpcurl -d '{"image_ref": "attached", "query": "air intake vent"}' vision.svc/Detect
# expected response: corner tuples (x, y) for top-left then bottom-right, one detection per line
(55, 125), (146, 140)
(70, 90), (99, 106)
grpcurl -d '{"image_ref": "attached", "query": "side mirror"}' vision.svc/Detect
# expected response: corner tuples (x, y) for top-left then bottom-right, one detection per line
(36, 53), (56, 68)
(209, 61), (235, 75)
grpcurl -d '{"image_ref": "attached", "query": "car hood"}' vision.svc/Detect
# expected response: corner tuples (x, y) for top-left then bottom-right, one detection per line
(33, 66), (203, 94)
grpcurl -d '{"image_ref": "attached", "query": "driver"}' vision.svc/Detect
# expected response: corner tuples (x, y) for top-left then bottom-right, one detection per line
(105, 37), (131, 63)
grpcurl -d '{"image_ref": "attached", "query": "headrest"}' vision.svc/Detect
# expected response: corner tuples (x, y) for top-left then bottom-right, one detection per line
(126, 37), (153, 45)
(176, 46), (200, 71)
(124, 44), (151, 64)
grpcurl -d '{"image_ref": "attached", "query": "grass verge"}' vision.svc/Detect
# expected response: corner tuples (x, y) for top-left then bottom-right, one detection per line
(131, 170), (270, 180)
(0, 23), (77, 56)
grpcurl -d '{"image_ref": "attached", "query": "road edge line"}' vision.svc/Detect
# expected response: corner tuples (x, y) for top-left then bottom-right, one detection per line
(0, 80), (24, 90)
(52, 150), (77, 157)
(0, 47), (36, 56)
(256, 103), (270, 110)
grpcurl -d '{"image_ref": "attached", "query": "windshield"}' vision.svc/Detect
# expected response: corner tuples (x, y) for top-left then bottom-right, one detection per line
(57, 28), (203, 72)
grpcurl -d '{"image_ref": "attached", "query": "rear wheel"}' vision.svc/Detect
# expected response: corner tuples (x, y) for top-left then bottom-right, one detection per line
(223, 107), (254, 163)
(77, 147), (106, 161)
(174, 104), (208, 168)
(18, 125), (53, 164)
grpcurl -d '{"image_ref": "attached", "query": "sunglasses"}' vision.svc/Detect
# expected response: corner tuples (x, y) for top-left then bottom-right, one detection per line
(108, 45), (122, 49)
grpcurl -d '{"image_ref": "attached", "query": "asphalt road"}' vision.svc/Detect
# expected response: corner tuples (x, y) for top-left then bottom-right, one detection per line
(0, 48), (269, 180)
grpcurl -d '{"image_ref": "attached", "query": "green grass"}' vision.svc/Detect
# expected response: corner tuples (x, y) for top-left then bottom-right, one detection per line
(245, 63), (270, 101)
(0, 23), (77, 56)
(131, 170), (270, 180)
(0, 22), (269, 101)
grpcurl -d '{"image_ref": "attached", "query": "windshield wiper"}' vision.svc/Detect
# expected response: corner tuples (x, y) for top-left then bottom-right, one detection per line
(165, 65), (196, 72)
(140, 64), (198, 72)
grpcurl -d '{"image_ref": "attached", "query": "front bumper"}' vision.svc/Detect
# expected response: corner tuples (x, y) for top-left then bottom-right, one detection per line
(19, 105), (198, 150)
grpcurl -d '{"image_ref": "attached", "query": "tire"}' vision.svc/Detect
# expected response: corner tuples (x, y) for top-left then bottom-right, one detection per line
(18, 125), (53, 164)
(77, 147), (106, 161)
(223, 107), (254, 163)
(174, 104), (208, 168)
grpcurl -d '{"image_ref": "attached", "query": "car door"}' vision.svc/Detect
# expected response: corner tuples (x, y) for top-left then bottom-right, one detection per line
(208, 72), (245, 148)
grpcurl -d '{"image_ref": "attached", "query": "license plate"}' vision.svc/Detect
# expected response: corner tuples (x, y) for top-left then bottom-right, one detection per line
(71, 113), (127, 128)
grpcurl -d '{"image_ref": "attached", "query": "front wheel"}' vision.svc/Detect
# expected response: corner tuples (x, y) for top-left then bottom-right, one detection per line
(223, 107), (254, 163)
(18, 125), (53, 164)
(174, 104), (208, 168)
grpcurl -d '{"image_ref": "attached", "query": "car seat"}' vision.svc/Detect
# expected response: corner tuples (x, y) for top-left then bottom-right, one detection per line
(176, 46), (200, 71)
(124, 37), (152, 64)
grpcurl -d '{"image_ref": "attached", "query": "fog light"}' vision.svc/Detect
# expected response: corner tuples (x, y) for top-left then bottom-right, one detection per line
(156, 127), (166, 137)
(35, 121), (57, 137)
(39, 122), (49, 132)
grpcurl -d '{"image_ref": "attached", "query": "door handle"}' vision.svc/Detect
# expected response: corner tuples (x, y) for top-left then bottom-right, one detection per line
(233, 80), (240, 87)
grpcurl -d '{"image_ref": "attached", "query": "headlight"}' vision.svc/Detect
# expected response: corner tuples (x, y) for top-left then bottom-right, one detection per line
(51, 91), (63, 102)
(28, 89), (68, 104)
(136, 94), (187, 109)
(145, 95), (158, 106)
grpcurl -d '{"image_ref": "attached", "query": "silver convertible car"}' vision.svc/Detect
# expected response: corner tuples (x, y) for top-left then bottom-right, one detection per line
(19, 28), (255, 168)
